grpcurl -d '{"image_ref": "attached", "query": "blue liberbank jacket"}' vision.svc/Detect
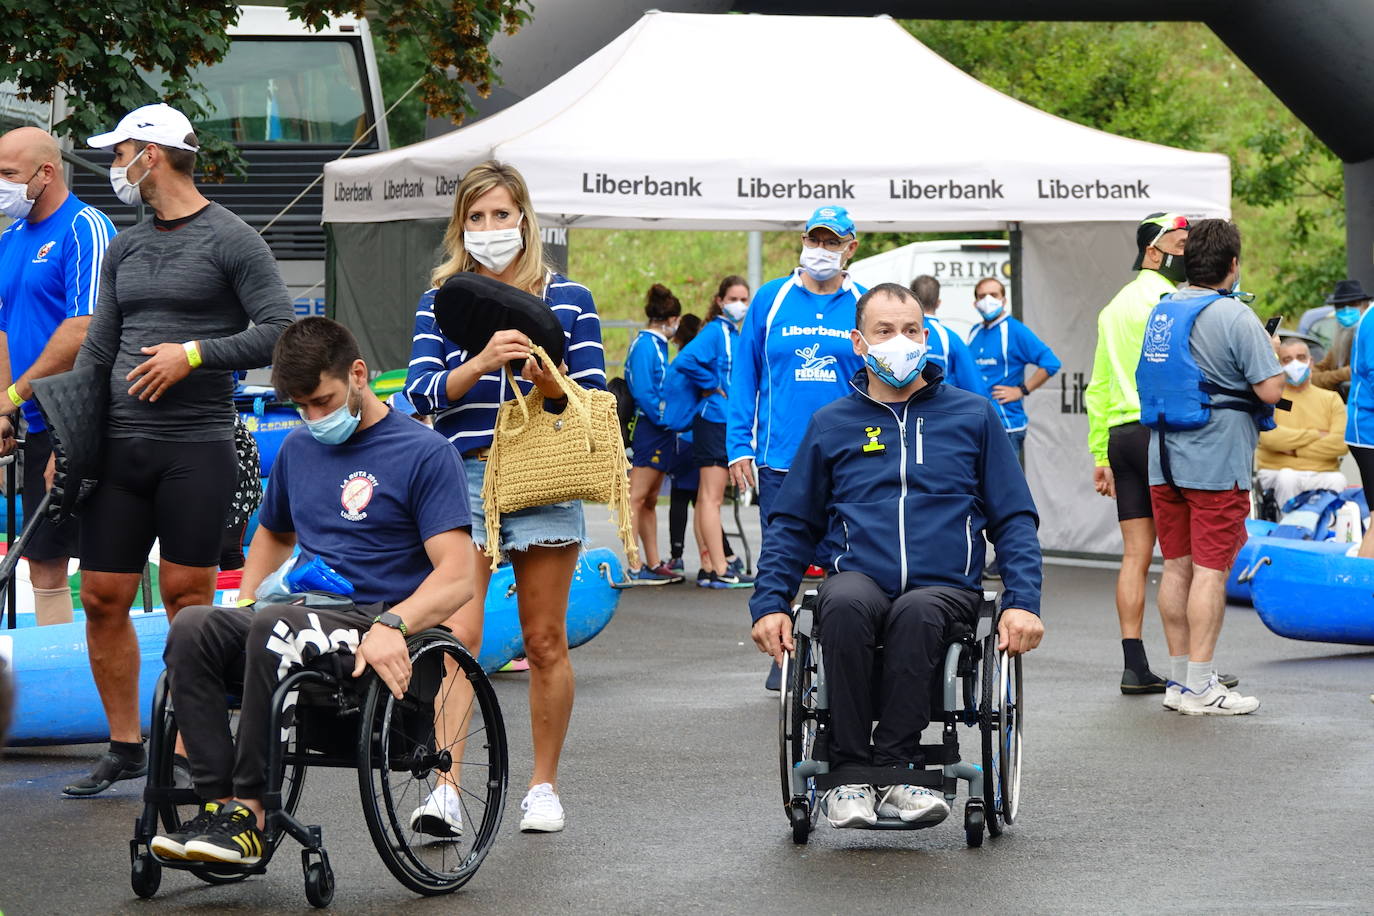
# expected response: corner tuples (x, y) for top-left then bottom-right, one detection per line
(748, 365), (1043, 623)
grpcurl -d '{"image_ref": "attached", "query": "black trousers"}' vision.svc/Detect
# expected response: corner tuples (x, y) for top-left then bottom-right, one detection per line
(817, 572), (981, 770)
(163, 602), (375, 801)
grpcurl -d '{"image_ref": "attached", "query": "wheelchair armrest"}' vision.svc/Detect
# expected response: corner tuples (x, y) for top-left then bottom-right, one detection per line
(975, 596), (997, 643)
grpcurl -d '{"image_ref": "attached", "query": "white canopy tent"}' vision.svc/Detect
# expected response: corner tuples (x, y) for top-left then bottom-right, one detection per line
(322, 11), (1231, 560)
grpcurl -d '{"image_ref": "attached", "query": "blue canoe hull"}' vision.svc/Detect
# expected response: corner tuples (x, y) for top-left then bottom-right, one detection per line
(1226, 520), (1278, 605)
(1, 548), (624, 745)
(1249, 542), (1374, 645)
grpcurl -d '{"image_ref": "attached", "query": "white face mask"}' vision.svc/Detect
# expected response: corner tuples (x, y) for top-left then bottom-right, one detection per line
(1283, 358), (1311, 386)
(860, 332), (928, 389)
(723, 300), (748, 323)
(975, 294), (1005, 320)
(799, 245), (843, 282)
(109, 147), (150, 206)
(464, 216), (525, 273)
(0, 170), (39, 220)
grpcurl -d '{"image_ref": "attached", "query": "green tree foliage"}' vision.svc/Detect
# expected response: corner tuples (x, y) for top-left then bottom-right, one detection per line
(904, 19), (1346, 316)
(0, 1), (530, 177)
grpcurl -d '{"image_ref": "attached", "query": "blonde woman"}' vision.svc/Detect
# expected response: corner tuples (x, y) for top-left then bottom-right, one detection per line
(405, 160), (606, 834)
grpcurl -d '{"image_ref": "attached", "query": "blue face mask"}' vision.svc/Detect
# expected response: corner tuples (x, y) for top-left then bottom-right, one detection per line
(300, 388), (362, 445)
(1336, 306), (1361, 328)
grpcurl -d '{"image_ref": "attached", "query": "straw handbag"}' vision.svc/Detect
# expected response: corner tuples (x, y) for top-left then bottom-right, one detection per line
(480, 344), (638, 570)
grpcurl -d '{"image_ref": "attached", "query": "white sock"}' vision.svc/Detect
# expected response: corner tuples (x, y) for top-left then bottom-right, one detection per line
(1186, 660), (1214, 693)
(1169, 655), (1188, 687)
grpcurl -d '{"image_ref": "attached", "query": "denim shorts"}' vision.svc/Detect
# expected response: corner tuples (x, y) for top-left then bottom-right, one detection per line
(463, 455), (587, 554)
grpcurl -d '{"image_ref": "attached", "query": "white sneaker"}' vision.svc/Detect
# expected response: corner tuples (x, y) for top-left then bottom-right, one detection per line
(876, 784), (950, 825)
(519, 782), (565, 832)
(1163, 681), (1182, 711)
(1179, 675), (1260, 716)
(409, 783), (463, 838)
(823, 784), (877, 829)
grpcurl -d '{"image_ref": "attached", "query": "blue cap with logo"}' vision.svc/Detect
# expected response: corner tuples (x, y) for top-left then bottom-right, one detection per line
(805, 205), (855, 238)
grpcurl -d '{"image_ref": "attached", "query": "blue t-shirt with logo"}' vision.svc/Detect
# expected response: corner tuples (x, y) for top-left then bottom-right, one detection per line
(259, 409), (471, 605)
(0, 192), (115, 431)
(966, 314), (1062, 433)
(727, 270), (866, 470)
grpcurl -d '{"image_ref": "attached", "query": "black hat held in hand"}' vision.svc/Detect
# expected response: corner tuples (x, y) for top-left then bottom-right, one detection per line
(433, 272), (566, 370)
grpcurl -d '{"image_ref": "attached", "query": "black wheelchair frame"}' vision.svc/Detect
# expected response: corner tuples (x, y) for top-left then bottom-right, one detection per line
(779, 590), (1023, 847)
(129, 628), (508, 907)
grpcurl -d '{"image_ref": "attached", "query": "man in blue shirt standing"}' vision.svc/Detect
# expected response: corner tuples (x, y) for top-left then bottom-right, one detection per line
(909, 274), (987, 397)
(966, 276), (1061, 459)
(0, 126), (116, 625)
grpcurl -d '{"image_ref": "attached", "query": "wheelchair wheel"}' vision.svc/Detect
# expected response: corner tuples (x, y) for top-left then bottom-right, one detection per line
(979, 638), (1005, 838)
(778, 633), (819, 843)
(999, 652), (1023, 826)
(152, 689), (306, 884)
(358, 631), (508, 896)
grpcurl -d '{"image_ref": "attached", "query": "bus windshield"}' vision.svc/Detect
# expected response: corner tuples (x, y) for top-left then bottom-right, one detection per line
(180, 38), (375, 146)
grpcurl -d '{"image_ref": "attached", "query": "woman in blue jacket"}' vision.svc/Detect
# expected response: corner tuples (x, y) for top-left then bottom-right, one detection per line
(623, 283), (685, 584)
(674, 275), (752, 588)
(405, 160), (605, 835)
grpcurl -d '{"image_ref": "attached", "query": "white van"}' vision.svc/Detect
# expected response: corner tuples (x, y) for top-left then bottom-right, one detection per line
(847, 239), (1012, 342)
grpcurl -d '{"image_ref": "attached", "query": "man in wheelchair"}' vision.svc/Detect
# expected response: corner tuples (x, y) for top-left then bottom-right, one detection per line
(151, 317), (474, 865)
(749, 283), (1045, 829)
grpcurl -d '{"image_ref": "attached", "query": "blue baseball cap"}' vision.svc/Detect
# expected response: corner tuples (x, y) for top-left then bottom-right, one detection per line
(805, 205), (855, 238)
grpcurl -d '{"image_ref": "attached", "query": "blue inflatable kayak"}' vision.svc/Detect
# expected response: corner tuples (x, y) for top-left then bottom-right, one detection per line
(0, 548), (624, 745)
(1244, 541), (1374, 645)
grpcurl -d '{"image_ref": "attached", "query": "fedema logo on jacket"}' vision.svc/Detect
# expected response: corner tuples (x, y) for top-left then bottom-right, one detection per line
(794, 343), (838, 382)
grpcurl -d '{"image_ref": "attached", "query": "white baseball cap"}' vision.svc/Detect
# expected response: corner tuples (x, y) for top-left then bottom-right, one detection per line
(87, 103), (200, 152)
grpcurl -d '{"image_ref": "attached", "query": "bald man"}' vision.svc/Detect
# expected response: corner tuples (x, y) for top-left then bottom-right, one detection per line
(0, 127), (115, 627)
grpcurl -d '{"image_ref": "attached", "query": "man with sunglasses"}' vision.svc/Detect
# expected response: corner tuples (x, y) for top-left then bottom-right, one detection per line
(1085, 212), (1193, 695)
(728, 205), (866, 690)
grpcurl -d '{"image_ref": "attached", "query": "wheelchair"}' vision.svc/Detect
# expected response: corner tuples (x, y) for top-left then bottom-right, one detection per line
(779, 590), (1023, 847)
(129, 627), (508, 907)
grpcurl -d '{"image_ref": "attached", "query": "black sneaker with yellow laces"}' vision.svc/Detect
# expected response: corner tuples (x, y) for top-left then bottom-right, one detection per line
(183, 801), (265, 865)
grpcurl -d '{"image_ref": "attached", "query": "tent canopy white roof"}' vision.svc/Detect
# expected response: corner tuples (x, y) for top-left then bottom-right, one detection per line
(322, 11), (1230, 230)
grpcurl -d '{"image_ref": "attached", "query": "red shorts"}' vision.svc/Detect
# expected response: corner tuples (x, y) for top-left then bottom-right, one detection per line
(1149, 485), (1251, 571)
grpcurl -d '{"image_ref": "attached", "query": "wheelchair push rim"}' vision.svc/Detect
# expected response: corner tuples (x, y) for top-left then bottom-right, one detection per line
(1000, 652), (1023, 825)
(357, 632), (508, 896)
(778, 633), (820, 840)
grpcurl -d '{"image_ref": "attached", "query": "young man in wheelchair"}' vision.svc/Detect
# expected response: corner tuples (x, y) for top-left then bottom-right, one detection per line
(749, 283), (1045, 829)
(151, 317), (474, 864)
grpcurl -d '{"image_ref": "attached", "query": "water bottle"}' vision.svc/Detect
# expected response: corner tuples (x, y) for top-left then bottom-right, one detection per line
(1332, 501), (1363, 543)
(286, 554), (355, 595)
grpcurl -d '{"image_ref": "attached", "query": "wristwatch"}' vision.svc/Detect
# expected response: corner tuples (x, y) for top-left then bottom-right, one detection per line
(1018, 383), (1030, 396)
(372, 611), (409, 637)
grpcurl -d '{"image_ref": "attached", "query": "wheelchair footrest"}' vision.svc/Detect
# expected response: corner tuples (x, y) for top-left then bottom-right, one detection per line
(814, 766), (943, 792)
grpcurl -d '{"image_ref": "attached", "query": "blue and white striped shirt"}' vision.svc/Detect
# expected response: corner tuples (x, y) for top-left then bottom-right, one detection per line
(405, 272), (607, 452)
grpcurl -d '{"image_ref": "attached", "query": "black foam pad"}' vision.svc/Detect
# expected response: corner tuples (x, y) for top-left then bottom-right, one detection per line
(31, 364), (109, 522)
(432, 272), (566, 369)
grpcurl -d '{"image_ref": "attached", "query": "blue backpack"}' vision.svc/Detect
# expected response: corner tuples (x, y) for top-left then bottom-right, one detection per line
(1136, 292), (1276, 433)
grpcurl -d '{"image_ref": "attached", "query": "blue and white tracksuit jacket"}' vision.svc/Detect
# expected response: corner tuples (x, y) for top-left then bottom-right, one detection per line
(672, 316), (737, 425)
(925, 315), (988, 398)
(625, 328), (670, 426)
(966, 314), (1061, 432)
(748, 365), (1043, 623)
(404, 272), (607, 452)
(727, 269), (866, 470)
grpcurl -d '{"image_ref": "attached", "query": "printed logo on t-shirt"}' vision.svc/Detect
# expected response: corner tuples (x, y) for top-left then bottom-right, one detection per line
(340, 470), (378, 521)
(32, 241), (55, 263)
(794, 343), (838, 382)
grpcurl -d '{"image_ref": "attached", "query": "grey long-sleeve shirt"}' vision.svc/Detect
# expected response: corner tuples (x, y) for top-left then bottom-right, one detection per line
(77, 202), (294, 441)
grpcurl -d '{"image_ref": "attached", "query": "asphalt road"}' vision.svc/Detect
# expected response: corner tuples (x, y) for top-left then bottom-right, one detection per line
(2, 527), (1372, 914)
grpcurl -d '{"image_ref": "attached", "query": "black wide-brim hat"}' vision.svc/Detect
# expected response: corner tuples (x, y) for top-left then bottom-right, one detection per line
(1326, 278), (1372, 305)
(433, 272), (565, 370)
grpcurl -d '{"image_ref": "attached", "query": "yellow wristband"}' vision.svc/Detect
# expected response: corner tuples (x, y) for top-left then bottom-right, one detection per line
(7, 384), (24, 408)
(235, 597), (256, 608)
(183, 341), (203, 369)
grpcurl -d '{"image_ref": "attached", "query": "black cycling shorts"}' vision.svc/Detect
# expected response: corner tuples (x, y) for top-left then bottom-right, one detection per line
(21, 430), (80, 562)
(1107, 422), (1153, 523)
(80, 437), (238, 573)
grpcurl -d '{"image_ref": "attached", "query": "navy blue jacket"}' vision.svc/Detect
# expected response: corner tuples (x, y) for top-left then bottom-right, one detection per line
(748, 365), (1043, 623)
